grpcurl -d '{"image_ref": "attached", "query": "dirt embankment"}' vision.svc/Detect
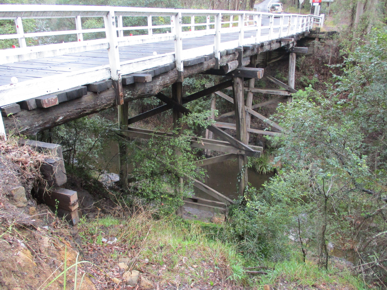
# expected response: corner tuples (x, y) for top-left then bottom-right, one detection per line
(0, 139), (95, 290)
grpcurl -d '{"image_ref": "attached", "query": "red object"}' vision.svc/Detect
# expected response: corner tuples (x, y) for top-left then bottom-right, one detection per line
(130, 33), (133, 36)
(312, 0), (321, 3)
(12, 45), (16, 48)
(79, 39), (81, 41)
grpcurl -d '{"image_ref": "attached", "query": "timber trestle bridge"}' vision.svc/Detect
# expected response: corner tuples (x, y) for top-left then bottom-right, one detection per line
(0, 5), (323, 218)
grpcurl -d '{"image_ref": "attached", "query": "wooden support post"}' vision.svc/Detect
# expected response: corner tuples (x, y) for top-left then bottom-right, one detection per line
(289, 52), (296, 89)
(118, 102), (129, 189)
(172, 82), (184, 216)
(246, 55), (257, 143)
(172, 82), (183, 127)
(205, 94), (216, 156)
(233, 76), (248, 196)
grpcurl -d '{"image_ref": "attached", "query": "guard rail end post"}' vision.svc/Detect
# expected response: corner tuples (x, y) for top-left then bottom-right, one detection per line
(214, 13), (221, 69)
(174, 11), (184, 82)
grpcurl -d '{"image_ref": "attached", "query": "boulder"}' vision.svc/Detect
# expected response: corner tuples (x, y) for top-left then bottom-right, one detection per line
(123, 270), (139, 286)
(7, 186), (27, 207)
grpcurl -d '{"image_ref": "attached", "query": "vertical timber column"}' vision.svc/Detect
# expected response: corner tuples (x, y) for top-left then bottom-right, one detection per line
(15, 17), (26, 48)
(172, 82), (184, 216)
(214, 13), (221, 69)
(205, 94), (216, 156)
(233, 77), (248, 196)
(288, 52), (296, 101)
(245, 55), (258, 143)
(118, 102), (129, 189)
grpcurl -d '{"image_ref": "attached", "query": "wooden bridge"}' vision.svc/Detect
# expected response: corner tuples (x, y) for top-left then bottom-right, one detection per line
(0, 5), (322, 212)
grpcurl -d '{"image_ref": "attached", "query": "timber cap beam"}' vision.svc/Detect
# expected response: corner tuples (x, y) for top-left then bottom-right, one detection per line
(231, 67), (264, 79)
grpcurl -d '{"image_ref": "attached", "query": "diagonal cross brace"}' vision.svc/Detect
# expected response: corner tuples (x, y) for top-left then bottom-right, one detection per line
(155, 92), (259, 157)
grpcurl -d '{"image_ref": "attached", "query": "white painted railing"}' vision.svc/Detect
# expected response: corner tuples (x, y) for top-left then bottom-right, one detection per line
(0, 5), (322, 139)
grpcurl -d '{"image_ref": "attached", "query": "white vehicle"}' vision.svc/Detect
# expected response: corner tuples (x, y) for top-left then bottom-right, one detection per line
(269, 3), (283, 13)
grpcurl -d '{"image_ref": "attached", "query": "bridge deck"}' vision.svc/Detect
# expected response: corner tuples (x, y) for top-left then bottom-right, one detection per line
(0, 30), (260, 86)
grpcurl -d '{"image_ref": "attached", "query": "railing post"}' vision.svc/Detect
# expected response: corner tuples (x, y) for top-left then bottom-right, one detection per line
(238, 13), (245, 47)
(287, 15), (291, 36)
(206, 15), (210, 31)
(191, 15), (195, 31)
(254, 14), (261, 44)
(117, 15), (124, 37)
(14, 17), (26, 48)
(279, 15), (284, 38)
(174, 12), (184, 81)
(104, 10), (123, 105)
(147, 15), (153, 36)
(214, 13), (221, 69)
(0, 115), (6, 141)
(230, 15), (233, 28)
(269, 14), (274, 40)
(75, 16), (83, 42)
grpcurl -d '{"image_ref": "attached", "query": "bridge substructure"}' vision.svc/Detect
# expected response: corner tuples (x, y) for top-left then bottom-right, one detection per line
(0, 5), (319, 210)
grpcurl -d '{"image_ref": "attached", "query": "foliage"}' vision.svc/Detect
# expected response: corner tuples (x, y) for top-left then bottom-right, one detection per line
(124, 110), (215, 214)
(247, 151), (275, 174)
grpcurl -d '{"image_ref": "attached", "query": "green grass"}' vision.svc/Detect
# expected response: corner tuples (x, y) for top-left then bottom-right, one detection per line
(257, 252), (368, 289)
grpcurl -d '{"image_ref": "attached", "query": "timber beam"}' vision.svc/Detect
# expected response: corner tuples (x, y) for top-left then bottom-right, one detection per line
(230, 67), (264, 79)
(245, 88), (291, 96)
(215, 122), (281, 136)
(290, 47), (308, 54)
(205, 57), (250, 75)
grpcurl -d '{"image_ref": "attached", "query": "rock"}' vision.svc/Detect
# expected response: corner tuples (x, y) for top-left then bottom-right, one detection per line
(123, 270), (139, 286)
(112, 278), (121, 284)
(7, 186), (27, 207)
(140, 276), (154, 289)
(29, 207), (36, 215)
(118, 262), (128, 270)
(119, 257), (130, 264)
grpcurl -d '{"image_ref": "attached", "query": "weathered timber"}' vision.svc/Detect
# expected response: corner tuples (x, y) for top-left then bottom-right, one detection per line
(119, 128), (262, 155)
(217, 96), (287, 119)
(288, 52), (296, 90)
(195, 153), (237, 167)
(184, 200), (227, 213)
(59, 86), (87, 103)
(41, 157), (67, 187)
(186, 196), (227, 208)
(128, 79), (233, 125)
(204, 94), (216, 155)
(246, 88), (291, 96)
(172, 82), (183, 126)
(42, 191), (79, 211)
(133, 74), (152, 83)
(155, 93), (259, 156)
(19, 98), (37, 111)
(2, 48), (283, 135)
(39, 187), (78, 205)
(214, 91), (233, 103)
(215, 122), (281, 136)
(87, 79), (112, 93)
(122, 75), (134, 86)
(20, 139), (63, 157)
(56, 208), (79, 225)
(291, 47), (308, 54)
(231, 67), (264, 79)
(192, 178), (234, 204)
(246, 54), (258, 143)
(267, 76), (297, 93)
(1, 103), (21, 117)
(36, 95), (59, 109)
(118, 102), (129, 189)
(233, 76), (248, 195)
(205, 57), (250, 75)
(245, 108), (283, 131)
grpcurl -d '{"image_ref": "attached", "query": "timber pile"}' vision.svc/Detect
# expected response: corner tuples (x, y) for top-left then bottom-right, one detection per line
(22, 140), (80, 225)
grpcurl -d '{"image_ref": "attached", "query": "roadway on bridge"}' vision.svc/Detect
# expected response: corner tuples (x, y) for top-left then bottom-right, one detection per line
(0, 17), (288, 87)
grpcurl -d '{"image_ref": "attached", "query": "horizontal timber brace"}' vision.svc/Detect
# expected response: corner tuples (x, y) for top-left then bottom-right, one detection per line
(215, 122), (281, 136)
(119, 127), (262, 155)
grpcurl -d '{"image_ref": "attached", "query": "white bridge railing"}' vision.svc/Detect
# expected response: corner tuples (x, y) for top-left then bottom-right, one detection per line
(0, 5), (322, 139)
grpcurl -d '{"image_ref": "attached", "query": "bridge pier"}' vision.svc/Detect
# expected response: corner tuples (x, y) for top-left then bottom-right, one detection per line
(118, 102), (129, 189)
(233, 76), (248, 196)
